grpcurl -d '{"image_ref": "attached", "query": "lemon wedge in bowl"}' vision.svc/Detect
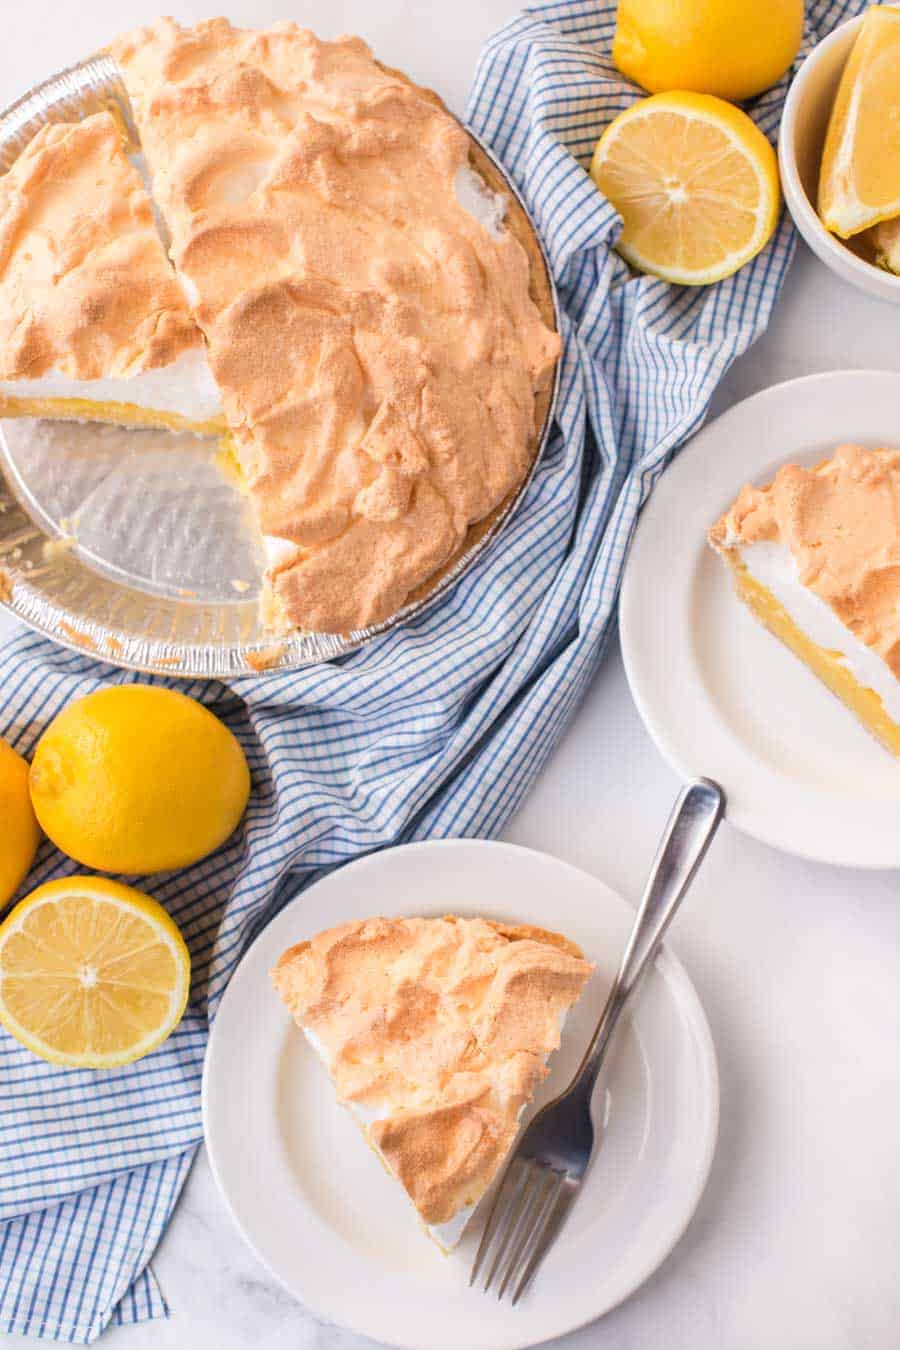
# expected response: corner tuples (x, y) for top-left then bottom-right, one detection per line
(872, 215), (900, 273)
(0, 877), (190, 1068)
(590, 91), (780, 285)
(818, 6), (900, 239)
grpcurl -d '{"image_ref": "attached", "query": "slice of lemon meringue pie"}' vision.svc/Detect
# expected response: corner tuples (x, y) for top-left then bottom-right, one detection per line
(709, 443), (900, 756)
(271, 916), (593, 1251)
(0, 112), (223, 435)
(112, 19), (560, 634)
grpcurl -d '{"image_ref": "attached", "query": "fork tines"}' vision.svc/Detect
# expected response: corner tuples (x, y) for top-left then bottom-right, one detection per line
(470, 1157), (575, 1305)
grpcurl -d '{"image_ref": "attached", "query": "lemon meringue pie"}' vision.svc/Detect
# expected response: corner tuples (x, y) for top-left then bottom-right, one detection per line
(271, 915), (593, 1251)
(0, 112), (223, 435)
(112, 19), (560, 634)
(0, 21), (559, 641)
(709, 444), (900, 756)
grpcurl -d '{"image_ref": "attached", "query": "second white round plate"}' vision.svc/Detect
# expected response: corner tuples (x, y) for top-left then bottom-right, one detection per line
(203, 839), (718, 1350)
(621, 369), (900, 869)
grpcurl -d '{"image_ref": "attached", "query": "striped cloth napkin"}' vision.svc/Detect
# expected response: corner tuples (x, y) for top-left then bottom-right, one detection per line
(0, 0), (861, 1340)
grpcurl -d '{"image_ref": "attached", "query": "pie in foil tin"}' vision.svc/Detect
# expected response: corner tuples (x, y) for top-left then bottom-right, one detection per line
(0, 54), (560, 677)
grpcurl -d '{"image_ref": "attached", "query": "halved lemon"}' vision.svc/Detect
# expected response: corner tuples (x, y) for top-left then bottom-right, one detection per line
(818, 6), (900, 239)
(0, 877), (190, 1068)
(590, 91), (780, 285)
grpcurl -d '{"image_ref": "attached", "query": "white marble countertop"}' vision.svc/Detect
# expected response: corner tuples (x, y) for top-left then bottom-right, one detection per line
(3, 3), (900, 1348)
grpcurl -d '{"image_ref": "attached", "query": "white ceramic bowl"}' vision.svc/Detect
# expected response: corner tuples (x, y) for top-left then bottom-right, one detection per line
(779, 13), (900, 305)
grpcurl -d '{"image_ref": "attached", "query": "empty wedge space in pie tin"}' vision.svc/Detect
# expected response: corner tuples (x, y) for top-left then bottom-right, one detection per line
(0, 55), (561, 678)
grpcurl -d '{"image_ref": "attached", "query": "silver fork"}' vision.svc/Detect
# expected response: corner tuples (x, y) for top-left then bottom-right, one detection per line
(470, 776), (725, 1304)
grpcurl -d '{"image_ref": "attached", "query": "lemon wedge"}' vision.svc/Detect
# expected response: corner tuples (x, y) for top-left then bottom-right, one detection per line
(590, 91), (780, 286)
(872, 215), (900, 273)
(819, 6), (900, 239)
(0, 877), (190, 1068)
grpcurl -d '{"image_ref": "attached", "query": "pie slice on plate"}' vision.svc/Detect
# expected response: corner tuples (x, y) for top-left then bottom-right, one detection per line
(271, 914), (593, 1251)
(0, 111), (223, 435)
(708, 442), (900, 755)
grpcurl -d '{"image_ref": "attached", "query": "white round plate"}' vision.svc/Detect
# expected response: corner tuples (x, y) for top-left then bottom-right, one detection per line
(621, 369), (900, 870)
(203, 839), (718, 1350)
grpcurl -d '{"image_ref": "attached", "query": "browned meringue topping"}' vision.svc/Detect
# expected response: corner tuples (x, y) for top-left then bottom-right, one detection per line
(271, 915), (592, 1226)
(0, 112), (202, 381)
(709, 443), (900, 677)
(113, 19), (560, 633)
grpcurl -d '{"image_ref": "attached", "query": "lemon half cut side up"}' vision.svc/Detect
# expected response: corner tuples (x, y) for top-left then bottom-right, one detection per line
(0, 877), (191, 1068)
(590, 92), (781, 286)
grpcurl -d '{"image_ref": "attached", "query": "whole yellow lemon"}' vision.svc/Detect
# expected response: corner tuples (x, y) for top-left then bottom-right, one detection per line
(0, 737), (41, 906)
(612, 0), (804, 102)
(29, 686), (250, 874)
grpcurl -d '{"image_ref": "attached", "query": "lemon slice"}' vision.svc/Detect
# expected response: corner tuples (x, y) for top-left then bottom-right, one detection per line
(590, 91), (780, 285)
(818, 6), (900, 239)
(0, 877), (190, 1068)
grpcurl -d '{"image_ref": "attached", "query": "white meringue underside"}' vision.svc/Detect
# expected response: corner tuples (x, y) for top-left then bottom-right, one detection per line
(738, 539), (900, 721)
(0, 347), (222, 424)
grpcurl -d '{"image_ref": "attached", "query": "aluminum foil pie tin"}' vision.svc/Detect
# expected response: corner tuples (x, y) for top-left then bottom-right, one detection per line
(0, 55), (560, 678)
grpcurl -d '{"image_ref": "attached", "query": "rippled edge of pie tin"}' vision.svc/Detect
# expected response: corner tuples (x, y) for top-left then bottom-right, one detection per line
(0, 54), (561, 678)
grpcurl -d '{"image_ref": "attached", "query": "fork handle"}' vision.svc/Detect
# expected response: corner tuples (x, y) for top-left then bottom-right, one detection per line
(573, 777), (725, 1098)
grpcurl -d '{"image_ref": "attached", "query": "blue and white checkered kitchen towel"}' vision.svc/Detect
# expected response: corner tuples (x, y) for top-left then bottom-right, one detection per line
(0, 0), (863, 1340)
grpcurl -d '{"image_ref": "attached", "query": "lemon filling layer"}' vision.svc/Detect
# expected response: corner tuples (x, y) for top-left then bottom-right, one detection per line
(730, 542), (900, 755)
(0, 348), (224, 434)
